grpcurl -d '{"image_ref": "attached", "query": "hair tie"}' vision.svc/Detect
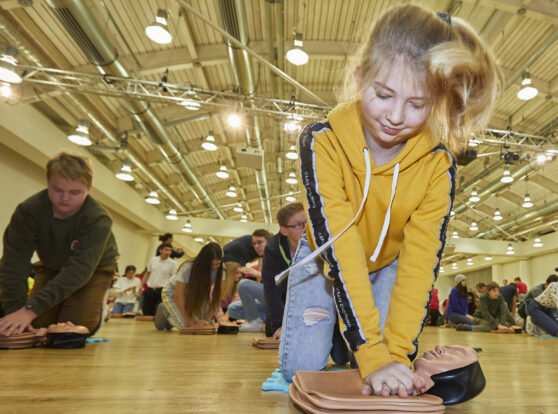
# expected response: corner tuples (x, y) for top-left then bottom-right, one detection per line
(436, 11), (452, 25)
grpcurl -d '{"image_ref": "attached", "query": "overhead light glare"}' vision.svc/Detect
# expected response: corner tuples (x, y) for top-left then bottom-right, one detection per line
(233, 202), (243, 213)
(469, 221), (478, 231)
(533, 238), (543, 247)
(0, 46), (22, 84)
(484, 256), (492, 261)
(194, 237), (204, 243)
(180, 99), (200, 111)
(286, 192), (296, 202)
(506, 243), (515, 255)
(145, 9), (172, 44)
(228, 113), (241, 128)
(451, 230), (459, 239)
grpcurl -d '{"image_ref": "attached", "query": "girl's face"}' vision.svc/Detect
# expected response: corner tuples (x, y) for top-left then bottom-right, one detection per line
(210, 259), (222, 271)
(361, 64), (430, 149)
(125, 270), (135, 279)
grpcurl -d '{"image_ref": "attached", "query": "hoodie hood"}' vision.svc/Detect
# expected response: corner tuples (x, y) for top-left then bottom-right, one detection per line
(328, 100), (440, 175)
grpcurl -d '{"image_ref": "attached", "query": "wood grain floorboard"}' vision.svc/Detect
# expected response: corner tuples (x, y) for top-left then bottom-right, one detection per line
(0, 321), (556, 413)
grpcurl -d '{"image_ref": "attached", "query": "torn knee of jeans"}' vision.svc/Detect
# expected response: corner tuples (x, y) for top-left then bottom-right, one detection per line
(302, 307), (330, 326)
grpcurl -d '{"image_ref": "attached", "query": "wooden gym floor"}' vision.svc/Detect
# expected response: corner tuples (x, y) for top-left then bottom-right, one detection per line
(1, 319), (556, 414)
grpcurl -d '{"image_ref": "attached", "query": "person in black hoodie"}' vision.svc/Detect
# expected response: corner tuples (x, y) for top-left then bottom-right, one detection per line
(261, 203), (306, 338)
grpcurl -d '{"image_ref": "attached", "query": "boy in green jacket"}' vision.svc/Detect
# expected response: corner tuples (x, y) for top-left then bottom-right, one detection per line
(0, 152), (118, 336)
(456, 282), (515, 332)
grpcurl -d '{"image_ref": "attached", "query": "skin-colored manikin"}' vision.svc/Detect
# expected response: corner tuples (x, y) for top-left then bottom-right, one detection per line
(47, 322), (90, 335)
(413, 345), (479, 391)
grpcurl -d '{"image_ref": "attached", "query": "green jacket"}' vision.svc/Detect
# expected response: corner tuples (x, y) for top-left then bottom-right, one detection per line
(0, 190), (118, 315)
(474, 293), (515, 329)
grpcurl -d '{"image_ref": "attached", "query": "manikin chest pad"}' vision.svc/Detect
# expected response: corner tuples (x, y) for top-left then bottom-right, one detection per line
(414, 345), (486, 405)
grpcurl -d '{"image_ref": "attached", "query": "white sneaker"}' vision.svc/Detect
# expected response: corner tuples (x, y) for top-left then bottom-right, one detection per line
(239, 317), (264, 332)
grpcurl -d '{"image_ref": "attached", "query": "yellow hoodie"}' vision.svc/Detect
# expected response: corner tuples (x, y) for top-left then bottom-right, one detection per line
(298, 100), (455, 379)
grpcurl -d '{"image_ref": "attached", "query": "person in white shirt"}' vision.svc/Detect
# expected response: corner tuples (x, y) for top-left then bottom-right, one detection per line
(111, 265), (141, 314)
(142, 244), (177, 316)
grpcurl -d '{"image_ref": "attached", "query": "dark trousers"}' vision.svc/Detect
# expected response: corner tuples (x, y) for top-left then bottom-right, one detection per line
(527, 300), (558, 336)
(428, 308), (441, 326)
(29, 262), (115, 334)
(142, 287), (163, 316)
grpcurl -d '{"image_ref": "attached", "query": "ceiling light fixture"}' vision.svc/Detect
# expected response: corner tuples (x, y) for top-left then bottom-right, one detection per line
(286, 32), (309, 66)
(535, 152), (547, 165)
(233, 202), (243, 213)
(194, 237), (204, 243)
(165, 209), (178, 220)
(216, 163), (229, 179)
(521, 193), (533, 208)
(506, 243), (515, 255)
(500, 166), (514, 183)
(226, 185), (237, 198)
(533, 238), (543, 247)
(493, 208), (503, 221)
(286, 145), (298, 160)
(286, 192), (296, 202)
(286, 170), (298, 185)
(451, 230), (459, 239)
(145, 9), (172, 45)
(466, 258), (473, 265)
(145, 191), (160, 205)
(469, 221), (478, 231)
(469, 187), (480, 203)
(67, 119), (92, 146)
(115, 164), (134, 181)
(0, 46), (22, 84)
(439, 266), (445, 273)
(451, 262), (458, 269)
(201, 131), (217, 151)
(484, 256), (492, 261)
(182, 220), (193, 233)
(517, 71), (538, 100)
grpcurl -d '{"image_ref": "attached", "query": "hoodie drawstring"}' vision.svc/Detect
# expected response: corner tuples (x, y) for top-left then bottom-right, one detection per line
(275, 148), (399, 285)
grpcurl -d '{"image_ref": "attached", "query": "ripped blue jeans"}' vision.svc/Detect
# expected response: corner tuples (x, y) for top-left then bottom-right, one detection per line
(279, 235), (397, 381)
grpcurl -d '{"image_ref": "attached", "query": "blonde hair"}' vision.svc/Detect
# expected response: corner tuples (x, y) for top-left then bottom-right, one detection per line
(339, 4), (503, 155)
(222, 261), (241, 300)
(46, 152), (93, 188)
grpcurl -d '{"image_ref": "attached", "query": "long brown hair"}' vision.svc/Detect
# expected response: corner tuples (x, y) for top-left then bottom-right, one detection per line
(223, 261), (241, 299)
(183, 242), (223, 318)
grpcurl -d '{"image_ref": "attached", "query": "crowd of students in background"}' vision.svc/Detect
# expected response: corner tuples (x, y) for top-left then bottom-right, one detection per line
(428, 273), (558, 337)
(107, 202), (306, 340)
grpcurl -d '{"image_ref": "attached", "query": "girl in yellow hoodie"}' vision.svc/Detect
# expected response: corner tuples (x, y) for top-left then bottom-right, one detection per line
(277, 4), (502, 397)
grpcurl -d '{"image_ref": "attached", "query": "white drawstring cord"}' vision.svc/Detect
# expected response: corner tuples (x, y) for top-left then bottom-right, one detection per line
(275, 147), (372, 285)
